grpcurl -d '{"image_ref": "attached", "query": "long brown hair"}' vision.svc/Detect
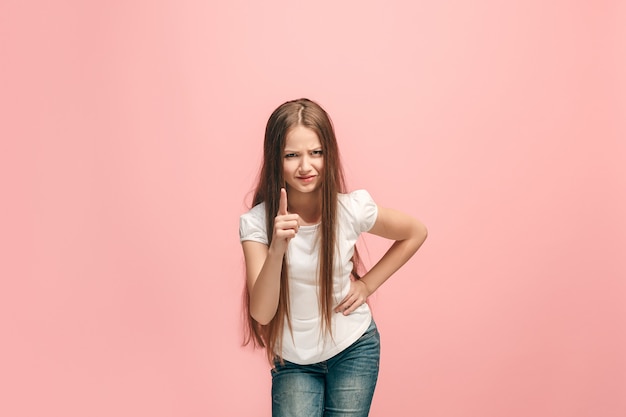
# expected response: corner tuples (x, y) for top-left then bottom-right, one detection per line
(243, 98), (362, 364)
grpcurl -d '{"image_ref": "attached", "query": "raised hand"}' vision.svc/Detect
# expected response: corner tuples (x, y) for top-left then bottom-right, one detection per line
(271, 188), (300, 254)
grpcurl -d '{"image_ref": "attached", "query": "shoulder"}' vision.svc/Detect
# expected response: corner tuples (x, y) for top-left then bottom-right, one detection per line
(239, 202), (268, 244)
(338, 189), (376, 212)
(338, 190), (378, 233)
(339, 189), (374, 204)
(240, 201), (267, 221)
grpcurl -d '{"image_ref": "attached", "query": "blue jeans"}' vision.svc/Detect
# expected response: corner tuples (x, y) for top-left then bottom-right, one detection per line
(271, 320), (380, 417)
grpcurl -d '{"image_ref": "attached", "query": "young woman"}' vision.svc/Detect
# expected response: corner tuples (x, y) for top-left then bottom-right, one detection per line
(239, 98), (427, 417)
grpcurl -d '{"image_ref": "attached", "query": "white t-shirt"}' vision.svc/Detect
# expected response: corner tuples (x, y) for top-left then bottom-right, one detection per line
(239, 190), (379, 364)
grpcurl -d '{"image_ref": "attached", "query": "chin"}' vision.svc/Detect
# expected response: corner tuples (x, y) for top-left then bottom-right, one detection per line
(289, 184), (320, 193)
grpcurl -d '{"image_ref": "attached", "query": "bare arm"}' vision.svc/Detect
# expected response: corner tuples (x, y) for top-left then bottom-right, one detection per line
(242, 242), (284, 325)
(335, 206), (428, 315)
(242, 189), (299, 325)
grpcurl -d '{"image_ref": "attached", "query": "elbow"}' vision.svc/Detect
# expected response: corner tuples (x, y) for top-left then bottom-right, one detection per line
(253, 315), (272, 326)
(412, 220), (428, 248)
(420, 223), (428, 243)
(248, 282), (280, 325)
(250, 306), (276, 326)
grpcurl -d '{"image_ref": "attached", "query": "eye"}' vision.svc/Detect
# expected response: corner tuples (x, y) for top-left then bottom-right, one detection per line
(311, 149), (323, 156)
(284, 153), (297, 158)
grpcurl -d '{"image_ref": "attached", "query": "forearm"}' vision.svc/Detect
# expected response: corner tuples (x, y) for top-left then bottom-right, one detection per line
(360, 235), (425, 295)
(249, 248), (285, 325)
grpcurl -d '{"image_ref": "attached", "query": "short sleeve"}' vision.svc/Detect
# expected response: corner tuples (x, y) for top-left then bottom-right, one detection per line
(239, 203), (269, 245)
(349, 190), (378, 233)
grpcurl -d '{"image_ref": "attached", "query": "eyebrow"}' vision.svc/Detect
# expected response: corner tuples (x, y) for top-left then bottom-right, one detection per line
(283, 147), (322, 152)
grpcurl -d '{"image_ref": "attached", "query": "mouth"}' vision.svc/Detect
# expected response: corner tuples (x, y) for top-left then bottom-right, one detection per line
(297, 175), (316, 183)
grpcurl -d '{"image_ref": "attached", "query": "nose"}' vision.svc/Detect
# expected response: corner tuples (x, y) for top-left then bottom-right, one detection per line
(299, 155), (312, 173)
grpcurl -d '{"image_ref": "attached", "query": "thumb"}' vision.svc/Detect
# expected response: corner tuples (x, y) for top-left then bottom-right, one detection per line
(278, 188), (288, 215)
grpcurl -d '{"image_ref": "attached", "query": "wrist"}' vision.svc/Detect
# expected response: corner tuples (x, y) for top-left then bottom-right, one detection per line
(267, 245), (286, 260)
(358, 277), (374, 297)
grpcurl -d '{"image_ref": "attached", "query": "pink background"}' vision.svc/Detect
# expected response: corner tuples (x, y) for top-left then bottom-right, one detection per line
(2, 1), (625, 416)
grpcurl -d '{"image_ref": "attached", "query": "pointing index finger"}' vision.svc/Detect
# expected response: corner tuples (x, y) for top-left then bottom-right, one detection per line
(279, 188), (288, 215)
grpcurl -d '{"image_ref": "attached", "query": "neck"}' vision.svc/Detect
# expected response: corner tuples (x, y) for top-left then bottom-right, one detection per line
(287, 188), (322, 225)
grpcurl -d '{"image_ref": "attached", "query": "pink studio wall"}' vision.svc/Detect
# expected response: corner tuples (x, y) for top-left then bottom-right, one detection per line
(2, 1), (624, 416)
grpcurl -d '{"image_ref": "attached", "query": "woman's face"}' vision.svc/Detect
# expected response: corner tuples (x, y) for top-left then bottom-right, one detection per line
(282, 125), (324, 195)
